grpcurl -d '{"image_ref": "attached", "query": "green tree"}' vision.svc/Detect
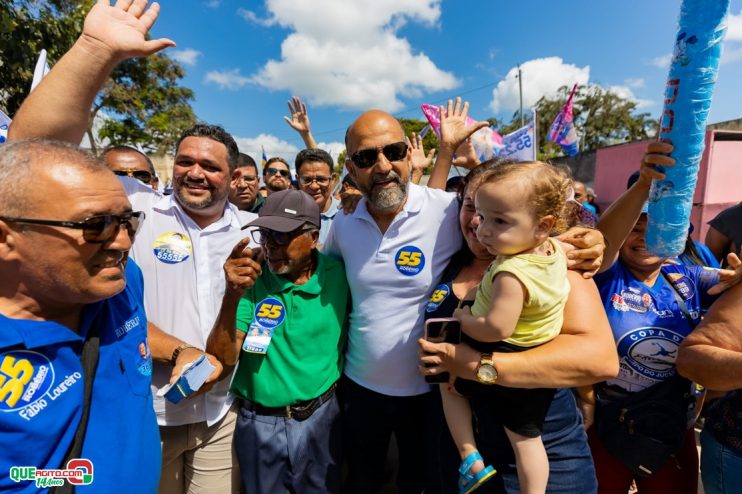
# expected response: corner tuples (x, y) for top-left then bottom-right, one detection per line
(96, 55), (196, 154)
(335, 149), (346, 175)
(0, 0), (196, 153)
(0, 1), (88, 115)
(499, 85), (657, 160)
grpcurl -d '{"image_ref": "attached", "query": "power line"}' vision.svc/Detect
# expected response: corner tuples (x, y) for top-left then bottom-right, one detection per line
(225, 79), (501, 141)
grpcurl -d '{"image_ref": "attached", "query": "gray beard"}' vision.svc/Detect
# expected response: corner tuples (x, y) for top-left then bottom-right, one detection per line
(368, 182), (407, 211)
(362, 172), (408, 211)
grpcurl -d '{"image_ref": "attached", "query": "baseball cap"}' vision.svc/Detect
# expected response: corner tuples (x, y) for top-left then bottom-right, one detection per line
(243, 189), (320, 232)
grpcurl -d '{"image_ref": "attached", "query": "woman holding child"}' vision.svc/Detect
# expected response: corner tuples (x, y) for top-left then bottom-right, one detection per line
(418, 99), (619, 494)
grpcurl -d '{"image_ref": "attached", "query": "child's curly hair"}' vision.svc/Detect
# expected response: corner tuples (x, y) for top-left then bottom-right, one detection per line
(477, 161), (573, 235)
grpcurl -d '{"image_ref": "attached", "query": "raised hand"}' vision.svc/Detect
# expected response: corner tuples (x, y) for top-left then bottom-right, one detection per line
(636, 141), (675, 188)
(408, 132), (436, 176)
(439, 97), (488, 154)
(224, 237), (263, 295)
(81, 0), (175, 61)
(283, 96), (311, 134)
(452, 139), (480, 170)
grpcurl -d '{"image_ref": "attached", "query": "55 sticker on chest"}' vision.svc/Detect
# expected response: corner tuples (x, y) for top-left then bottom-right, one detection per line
(242, 298), (286, 354)
(153, 232), (193, 264)
(394, 246), (426, 276)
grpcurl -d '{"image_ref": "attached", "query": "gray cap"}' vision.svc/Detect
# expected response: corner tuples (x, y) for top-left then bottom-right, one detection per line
(244, 189), (320, 232)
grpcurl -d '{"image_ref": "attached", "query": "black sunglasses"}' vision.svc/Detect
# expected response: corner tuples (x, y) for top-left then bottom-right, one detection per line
(112, 169), (153, 184)
(250, 226), (314, 246)
(0, 212), (145, 243)
(350, 141), (408, 169)
(265, 168), (291, 178)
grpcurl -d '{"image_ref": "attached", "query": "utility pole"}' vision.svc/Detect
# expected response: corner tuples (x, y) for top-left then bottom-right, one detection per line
(518, 65), (524, 128)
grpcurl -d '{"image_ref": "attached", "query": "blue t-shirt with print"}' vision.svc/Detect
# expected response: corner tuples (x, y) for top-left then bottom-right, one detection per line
(594, 260), (717, 393)
(0, 260), (160, 493)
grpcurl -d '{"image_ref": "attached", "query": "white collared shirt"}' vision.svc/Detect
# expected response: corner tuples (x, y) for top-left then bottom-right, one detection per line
(121, 177), (256, 426)
(323, 183), (462, 396)
(319, 198), (340, 245)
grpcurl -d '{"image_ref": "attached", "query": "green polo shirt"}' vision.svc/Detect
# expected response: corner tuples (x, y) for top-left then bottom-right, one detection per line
(248, 193), (265, 213)
(231, 251), (350, 407)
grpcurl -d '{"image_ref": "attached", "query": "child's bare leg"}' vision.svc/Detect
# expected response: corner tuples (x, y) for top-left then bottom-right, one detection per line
(440, 384), (483, 473)
(504, 427), (548, 494)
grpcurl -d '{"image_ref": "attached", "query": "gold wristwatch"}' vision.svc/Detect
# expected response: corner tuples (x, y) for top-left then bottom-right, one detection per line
(475, 353), (498, 384)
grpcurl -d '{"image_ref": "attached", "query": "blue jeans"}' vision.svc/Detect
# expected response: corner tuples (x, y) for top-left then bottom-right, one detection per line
(471, 387), (597, 494)
(701, 428), (742, 494)
(233, 394), (342, 494)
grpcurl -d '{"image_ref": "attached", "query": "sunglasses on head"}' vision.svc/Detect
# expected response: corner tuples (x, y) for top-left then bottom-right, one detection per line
(112, 169), (153, 184)
(250, 226), (313, 246)
(350, 141), (408, 169)
(265, 168), (290, 178)
(0, 212), (145, 243)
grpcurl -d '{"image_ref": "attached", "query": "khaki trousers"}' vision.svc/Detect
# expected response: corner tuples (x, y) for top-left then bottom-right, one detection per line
(158, 405), (240, 494)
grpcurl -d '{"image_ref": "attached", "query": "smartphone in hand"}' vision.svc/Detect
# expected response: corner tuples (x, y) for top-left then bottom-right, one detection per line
(424, 317), (461, 383)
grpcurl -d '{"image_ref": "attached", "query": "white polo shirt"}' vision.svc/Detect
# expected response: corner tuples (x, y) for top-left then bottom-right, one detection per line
(121, 177), (256, 426)
(323, 182), (462, 396)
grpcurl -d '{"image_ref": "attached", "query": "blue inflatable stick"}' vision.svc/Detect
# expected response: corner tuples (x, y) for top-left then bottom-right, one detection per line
(646, 0), (729, 258)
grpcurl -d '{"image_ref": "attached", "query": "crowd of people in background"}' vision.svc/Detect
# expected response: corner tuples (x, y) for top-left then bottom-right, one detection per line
(2, 2), (742, 494)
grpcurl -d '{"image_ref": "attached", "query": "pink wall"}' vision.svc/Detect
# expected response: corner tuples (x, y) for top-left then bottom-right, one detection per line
(593, 140), (648, 212)
(593, 130), (742, 242)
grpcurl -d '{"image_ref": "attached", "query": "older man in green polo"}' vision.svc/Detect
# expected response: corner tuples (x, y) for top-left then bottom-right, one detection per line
(207, 189), (349, 494)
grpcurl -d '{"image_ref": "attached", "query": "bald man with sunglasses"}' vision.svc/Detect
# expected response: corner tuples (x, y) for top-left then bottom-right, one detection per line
(0, 140), (161, 492)
(8, 2), (257, 492)
(321, 106), (487, 493)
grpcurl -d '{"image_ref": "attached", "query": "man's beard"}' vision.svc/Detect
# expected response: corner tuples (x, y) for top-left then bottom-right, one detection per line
(175, 178), (226, 210)
(359, 170), (408, 211)
(266, 179), (290, 193)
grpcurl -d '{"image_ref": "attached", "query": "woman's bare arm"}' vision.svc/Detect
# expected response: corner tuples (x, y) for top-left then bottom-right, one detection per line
(419, 271), (619, 388)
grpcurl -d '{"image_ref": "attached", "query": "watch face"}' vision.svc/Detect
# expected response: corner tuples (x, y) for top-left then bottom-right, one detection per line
(477, 364), (497, 383)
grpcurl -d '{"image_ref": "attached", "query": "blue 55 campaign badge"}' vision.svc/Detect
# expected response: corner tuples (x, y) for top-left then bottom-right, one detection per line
(426, 284), (450, 312)
(153, 232), (192, 264)
(242, 298), (286, 354)
(395, 246), (426, 276)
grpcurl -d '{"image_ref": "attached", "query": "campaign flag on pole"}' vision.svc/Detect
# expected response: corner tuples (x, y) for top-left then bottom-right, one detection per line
(501, 120), (536, 161)
(30, 49), (51, 93)
(548, 84), (580, 156)
(0, 109), (11, 145)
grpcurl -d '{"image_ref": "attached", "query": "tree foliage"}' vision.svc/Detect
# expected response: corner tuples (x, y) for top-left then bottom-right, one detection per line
(495, 85), (658, 160)
(0, 0), (196, 153)
(0, 1), (87, 114)
(96, 55), (196, 154)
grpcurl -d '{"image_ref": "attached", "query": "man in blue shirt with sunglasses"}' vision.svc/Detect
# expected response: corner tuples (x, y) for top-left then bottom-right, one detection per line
(0, 140), (160, 493)
(7, 2), (256, 492)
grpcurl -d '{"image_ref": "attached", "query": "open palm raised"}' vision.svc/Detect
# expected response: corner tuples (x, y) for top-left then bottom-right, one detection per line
(82, 0), (175, 61)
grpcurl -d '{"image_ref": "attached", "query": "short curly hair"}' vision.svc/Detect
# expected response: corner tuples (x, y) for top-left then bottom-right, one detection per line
(477, 161), (572, 234)
(176, 124), (239, 172)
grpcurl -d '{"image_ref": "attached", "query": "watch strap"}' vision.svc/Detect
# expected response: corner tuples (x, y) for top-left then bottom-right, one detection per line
(171, 343), (197, 366)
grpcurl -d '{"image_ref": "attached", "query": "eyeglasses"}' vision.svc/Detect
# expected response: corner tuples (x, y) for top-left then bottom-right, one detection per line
(112, 169), (153, 184)
(250, 226), (313, 246)
(265, 168), (291, 178)
(298, 175), (332, 187)
(350, 141), (408, 169)
(237, 175), (258, 183)
(0, 212), (145, 243)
